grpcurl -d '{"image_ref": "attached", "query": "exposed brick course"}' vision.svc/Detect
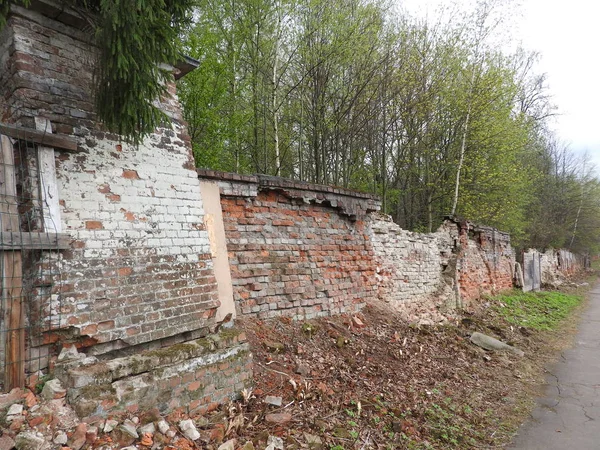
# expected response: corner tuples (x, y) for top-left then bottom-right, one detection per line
(455, 222), (515, 305)
(218, 180), (380, 319)
(56, 328), (252, 421)
(368, 215), (459, 323)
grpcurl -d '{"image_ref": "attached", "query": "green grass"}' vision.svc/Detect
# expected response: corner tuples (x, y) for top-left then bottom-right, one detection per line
(494, 290), (582, 330)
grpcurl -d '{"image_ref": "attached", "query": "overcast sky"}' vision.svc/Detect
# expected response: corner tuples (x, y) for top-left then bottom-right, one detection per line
(401, 0), (600, 172)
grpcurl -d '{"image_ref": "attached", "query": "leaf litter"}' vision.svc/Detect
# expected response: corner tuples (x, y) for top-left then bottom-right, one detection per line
(218, 290), (588, 449)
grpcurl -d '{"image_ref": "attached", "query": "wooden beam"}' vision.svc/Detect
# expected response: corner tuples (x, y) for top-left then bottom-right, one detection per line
(0, 134), (25, 389)
(35, 118), (63, 232)
(0, 123), (79, 152)
(0, 232), (71, 250)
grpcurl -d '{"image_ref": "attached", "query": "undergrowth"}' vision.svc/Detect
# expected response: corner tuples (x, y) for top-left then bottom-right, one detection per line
(493, 290), (582, 331)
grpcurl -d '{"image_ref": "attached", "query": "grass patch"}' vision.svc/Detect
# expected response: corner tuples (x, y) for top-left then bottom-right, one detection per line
(493, 290), (582, 331)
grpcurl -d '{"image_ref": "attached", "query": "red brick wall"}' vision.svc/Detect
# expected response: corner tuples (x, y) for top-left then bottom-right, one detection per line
(456, 223), (515, 305)
(199, 171), (520, 320)
(203, 172), (381, 319)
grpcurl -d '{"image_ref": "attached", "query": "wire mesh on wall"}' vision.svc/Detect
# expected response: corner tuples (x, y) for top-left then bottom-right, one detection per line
(0, 126), (66, 392)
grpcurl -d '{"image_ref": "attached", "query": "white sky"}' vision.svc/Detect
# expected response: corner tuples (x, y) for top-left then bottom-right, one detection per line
(400, 0), (600, 173)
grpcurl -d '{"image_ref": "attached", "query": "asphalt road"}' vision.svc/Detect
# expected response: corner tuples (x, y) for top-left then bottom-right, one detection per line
(509, 285), (600, 449)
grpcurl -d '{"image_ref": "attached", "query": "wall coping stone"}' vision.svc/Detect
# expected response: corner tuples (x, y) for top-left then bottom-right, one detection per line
(197, 169), (379, 201)
(197, 169), (259, 184)
(197, 169), (382, 219)
(444, 215), (511, 241)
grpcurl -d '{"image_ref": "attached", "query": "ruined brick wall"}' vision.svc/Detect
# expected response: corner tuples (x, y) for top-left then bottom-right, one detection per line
(368, 216), (516, 320)
(1, 6), (219, 353)
(456, 222), (515, 305)
(198, 170), (380, 319)
(539, 248), (582, 287)
(368, 215), (459, 323)
(199, 169), (520, 322)
(0, 4), (251, 416)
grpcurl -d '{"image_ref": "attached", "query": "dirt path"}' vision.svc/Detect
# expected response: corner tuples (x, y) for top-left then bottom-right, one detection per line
(509, 284), (600, 449)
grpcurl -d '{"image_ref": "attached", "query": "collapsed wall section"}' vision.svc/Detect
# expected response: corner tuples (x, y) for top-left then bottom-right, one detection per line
(455, 222), (516, 305)
(368, 214), (458, 323)
(197, 170), (380, 319)
(368, 216), (515, 321)
(537, 248), (582, 288)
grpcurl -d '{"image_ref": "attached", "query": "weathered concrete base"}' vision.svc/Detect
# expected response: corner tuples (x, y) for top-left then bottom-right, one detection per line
(55, 328), (252, 422)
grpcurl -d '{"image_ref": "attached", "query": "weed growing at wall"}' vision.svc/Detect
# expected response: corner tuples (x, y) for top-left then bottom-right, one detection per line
(493, 290), (582, 331)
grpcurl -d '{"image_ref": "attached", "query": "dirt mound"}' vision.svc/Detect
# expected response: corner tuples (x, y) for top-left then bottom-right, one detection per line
(230, 299), (554, 449)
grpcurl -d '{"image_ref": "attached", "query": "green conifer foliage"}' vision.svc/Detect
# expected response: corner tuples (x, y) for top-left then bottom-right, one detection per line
(1, 0), (195, 144)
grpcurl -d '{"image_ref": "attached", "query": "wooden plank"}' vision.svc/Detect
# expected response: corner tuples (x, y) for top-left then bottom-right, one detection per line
(0, 123), (78, 152)
(4, 250), (23, 390)
(0, 134), (24, 389)
(0, 136), (17, 228)
(0, 232), (71, 250)
(35, 118), (62, 233)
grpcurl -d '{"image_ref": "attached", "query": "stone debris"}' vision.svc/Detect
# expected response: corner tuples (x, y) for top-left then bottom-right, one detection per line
(68, 423), (87, 450)
(0, 435), (16, 450)
(266, 435), (284, 450)
(295, 363), (311, 377)
(119, 420), (139, 439)
(140, 432), (153, 447)
(53, 432), (68, 445)
(352, 316), (365, 328)
(14, 431), (46, 450)
(85, 426), (98, 445)
(41, 379), (67, 400)
(0, 377), (302, 450)
(470, 332), (525, 357)
(0, 388), (22, 410)
(7, 403), (24, 417)
(157, 419), (170, 435)
(265, 412), (292, 425)
(111, 420), (138, 447)
(103, 419), (118, 433)
(263, 395), (283, 407)
(24, 391), (37, 408)
(218, 439), (236, 450)
(304, 433), (323, 448)
(179, 419), (201, 441)
(139, 422), (156, 434)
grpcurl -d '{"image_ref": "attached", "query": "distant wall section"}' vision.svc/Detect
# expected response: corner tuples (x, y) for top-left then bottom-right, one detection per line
(455, 222), (516, 306)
